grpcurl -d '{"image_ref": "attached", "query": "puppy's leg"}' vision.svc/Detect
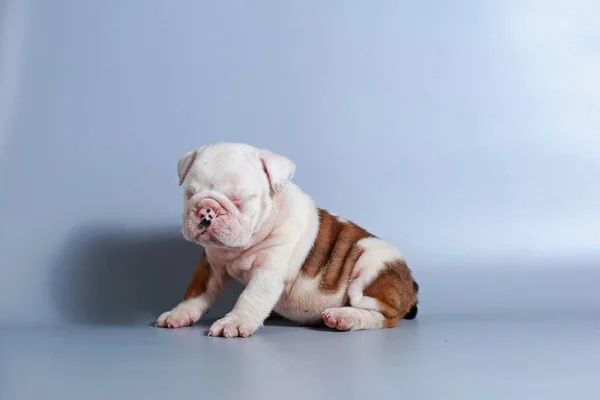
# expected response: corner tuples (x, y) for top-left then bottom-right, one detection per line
(208, 255), (286, 338)
(322, 307), (387, 330)
(322, 238), (419, 331)
(156, 254), (229, 328)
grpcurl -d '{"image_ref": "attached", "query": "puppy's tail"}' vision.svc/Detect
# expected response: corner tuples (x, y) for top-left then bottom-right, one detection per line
(403, 304), (418, 319)
(403, 280), (419, 320)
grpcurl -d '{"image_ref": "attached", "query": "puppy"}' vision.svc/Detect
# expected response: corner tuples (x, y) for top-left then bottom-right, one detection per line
(156, 142), (419, 337)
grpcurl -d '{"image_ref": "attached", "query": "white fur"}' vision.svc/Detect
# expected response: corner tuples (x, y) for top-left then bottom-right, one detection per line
(159, 143), (406, 337)
(322, 307), (386, 331)
(330, 213), (348, 223)
(155, 263), (230, 328)
(347, 237), (404, 311)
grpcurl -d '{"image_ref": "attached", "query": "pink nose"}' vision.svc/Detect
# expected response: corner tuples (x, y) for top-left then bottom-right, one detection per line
(198, 207), (217, 229)
(199, 207), (217, 220)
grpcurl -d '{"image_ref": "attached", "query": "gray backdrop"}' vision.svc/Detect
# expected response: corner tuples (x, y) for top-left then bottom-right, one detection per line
(1, 1), (599, 399)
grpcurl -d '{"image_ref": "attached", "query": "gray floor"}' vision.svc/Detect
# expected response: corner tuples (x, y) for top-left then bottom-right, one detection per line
(3, 314), (600, 400)
(4, 257), (600, 400)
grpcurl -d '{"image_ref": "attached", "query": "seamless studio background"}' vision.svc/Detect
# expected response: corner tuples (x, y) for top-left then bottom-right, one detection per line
(1, 1), (599, 399)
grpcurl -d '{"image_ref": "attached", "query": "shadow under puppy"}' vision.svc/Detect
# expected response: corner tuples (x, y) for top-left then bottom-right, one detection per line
(156, 142), (419, 338)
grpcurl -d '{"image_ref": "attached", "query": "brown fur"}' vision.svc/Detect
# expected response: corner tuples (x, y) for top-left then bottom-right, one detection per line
(363, 259), (419, 328)
(180, 209), (419, 330)
(183, 254), (212, 300)
(301, 209), (373, 293)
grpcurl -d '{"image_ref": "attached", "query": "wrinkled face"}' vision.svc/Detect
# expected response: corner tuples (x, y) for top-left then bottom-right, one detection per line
(177, 143), (295, 249)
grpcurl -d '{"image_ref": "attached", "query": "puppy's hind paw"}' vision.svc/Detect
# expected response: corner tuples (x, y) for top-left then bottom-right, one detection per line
(321, 308), (358, 331)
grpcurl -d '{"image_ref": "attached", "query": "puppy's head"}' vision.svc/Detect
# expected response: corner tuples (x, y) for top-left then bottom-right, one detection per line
(177, 142), (295, 248)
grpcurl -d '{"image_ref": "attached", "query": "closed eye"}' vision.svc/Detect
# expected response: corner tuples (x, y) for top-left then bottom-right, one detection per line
(229, 194), (256, 209)
(229, 195), (243, 209)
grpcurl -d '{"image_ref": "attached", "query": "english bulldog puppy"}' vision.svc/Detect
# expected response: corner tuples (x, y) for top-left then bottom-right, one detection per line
(156, 142), (419, 338)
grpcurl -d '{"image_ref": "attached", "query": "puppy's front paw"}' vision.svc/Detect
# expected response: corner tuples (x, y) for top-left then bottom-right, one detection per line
(155, 303), (201, 328)
(208, 315), (260, 338)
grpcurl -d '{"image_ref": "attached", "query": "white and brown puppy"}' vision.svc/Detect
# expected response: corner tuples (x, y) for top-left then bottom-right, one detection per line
(156, 142), (419, 337)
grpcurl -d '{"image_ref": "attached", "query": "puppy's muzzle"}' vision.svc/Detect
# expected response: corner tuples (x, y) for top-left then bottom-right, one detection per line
(198, 207), (217, 229)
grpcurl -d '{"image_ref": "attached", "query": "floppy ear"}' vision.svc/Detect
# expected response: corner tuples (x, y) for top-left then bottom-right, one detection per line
(177, 150), (198, 186)
(259, 149), (296, 193)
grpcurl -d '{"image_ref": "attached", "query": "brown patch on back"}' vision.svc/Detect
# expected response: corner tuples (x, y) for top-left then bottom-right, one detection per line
(363, 259), (419, 328)
(183, 253), (212, 300)
(301, 209), (373, 293)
